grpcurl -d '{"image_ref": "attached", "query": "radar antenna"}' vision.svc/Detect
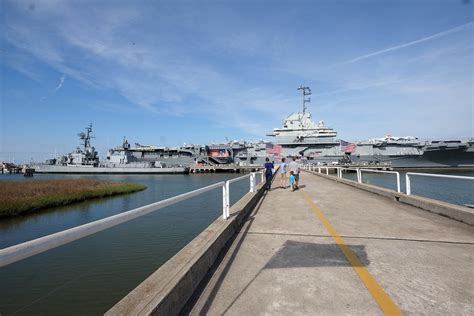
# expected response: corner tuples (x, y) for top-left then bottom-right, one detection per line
(297, 85), (311, 114)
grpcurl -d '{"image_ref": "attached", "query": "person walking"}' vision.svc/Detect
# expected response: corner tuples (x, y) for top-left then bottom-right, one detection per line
(289, 171), (296, 192)
(288, 157), (300, 190)
(263, 158), (274, 190)
(278, 158), (288, 188)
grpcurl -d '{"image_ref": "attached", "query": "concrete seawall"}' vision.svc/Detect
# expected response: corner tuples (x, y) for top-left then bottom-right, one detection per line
(106, 181), (268, 315)
(305, 170), (474, 226)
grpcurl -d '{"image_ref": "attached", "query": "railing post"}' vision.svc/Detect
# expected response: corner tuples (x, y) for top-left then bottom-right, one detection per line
(318, 167), (321, 173)
(250, 173), (256, 193)
(260, 170), (264, 184)
(396, 172), (401, 193)
(222, 182), (228, 219)
(406, 174), (411, 195)
(326, 167), (329, 175)
(357, 169), (361, 183)
(225, 181), (230, 218)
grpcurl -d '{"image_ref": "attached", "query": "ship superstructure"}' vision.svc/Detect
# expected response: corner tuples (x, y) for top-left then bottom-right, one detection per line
(44, 123), (99, 167)
(267, 85), (343, 160)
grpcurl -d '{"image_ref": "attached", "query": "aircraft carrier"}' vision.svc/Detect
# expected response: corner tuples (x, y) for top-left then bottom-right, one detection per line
(266, 85), (474, 168)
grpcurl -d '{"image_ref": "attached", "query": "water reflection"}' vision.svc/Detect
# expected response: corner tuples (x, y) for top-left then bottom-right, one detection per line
(0, 173), (250, 315)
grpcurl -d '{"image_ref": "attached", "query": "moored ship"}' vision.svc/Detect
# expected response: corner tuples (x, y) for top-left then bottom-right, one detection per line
(33, 124), (189, 174)
(351, 136), (474, 168)
(267, 85), (474, 168)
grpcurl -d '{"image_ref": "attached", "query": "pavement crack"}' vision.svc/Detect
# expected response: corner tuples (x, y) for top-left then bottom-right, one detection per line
(239, 231), (474, 245)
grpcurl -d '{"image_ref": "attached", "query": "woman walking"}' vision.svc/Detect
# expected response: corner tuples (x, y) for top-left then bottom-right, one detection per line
(278, 158), (288, 188)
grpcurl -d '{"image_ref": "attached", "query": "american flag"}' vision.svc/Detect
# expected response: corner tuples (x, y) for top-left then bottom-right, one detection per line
(340, 140), (356, 153)
(266, 144), (282, 156)
(208, 149), (229, 157)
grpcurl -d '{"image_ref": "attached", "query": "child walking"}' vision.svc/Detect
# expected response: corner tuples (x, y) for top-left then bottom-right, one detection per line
(289, 171), (296, 192)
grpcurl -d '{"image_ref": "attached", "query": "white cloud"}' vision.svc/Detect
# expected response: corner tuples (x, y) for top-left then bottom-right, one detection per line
(2, 1), (473, 141)
(54, 75), (65, 92)
(340, 21), (474, 65)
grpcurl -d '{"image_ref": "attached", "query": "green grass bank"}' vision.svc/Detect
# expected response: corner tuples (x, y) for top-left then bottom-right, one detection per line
(0, 179), (146, 218)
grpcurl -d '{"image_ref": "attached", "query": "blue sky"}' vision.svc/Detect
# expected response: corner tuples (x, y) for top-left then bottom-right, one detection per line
(1, 0), (473, 162)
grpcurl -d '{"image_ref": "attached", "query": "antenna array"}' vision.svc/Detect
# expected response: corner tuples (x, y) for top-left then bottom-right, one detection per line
(297, 85), (312, 113)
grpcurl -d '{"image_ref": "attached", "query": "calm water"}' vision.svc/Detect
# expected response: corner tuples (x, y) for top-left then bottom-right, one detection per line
(338, 170), (474, 206)
(0, 171), (473, 315)
(0, 173), (252, 315)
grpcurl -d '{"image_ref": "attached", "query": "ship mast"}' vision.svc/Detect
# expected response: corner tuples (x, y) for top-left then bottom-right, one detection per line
(78, 123), (94, 153)
(297, 85), (312, 113)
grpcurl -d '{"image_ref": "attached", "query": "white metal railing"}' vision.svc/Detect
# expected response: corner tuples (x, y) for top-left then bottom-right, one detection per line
(339, 168), (362, 183)
(359, 169), (401, 193)
(405, 172), (474, 195)
(303, 165), (400, 193)
(222, 172), (263, 219)
(325, 166), (339, 175)
(304, 165), (473, 202)
(0, 172), (264, 268)
(302, 164), (335, 175)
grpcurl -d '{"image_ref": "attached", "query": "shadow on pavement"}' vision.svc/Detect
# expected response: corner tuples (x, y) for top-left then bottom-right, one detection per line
(265, 240), (369, 268)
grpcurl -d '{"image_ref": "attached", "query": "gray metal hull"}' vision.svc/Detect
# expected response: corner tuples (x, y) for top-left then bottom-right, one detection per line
(33, 165), (189, 174)
(303, 148), (474, 168)
(351, 149), (474, 168)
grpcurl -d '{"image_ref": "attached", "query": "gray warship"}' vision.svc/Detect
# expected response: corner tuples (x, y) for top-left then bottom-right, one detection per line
(107, 138), (251, 167)
(33, 124), (189, 174)
(267, 85), (474, 168)
(352, 136), (474, 168)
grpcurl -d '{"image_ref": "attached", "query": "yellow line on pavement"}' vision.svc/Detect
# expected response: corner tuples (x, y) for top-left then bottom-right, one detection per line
(302, 191), (403, 316)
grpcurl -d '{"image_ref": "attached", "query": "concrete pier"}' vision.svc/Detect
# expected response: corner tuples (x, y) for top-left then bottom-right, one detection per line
(187, 172), (474, 315)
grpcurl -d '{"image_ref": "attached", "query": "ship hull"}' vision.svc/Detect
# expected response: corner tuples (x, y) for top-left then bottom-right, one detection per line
(32, 165), (189, 174)
(349, 148), (474, 168)
(300, 147), (474, 168)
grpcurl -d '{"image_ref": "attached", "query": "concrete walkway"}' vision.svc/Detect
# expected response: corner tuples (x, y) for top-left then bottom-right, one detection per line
(188, 172), (474, 315)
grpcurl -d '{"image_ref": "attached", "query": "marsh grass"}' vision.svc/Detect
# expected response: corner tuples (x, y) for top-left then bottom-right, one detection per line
(0, 179), (146, 217)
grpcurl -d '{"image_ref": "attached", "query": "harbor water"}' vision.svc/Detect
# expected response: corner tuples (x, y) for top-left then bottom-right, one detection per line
(0, 173), (252, 315)
(0, 170), (472, 315)
(338, 170), (474, 206)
